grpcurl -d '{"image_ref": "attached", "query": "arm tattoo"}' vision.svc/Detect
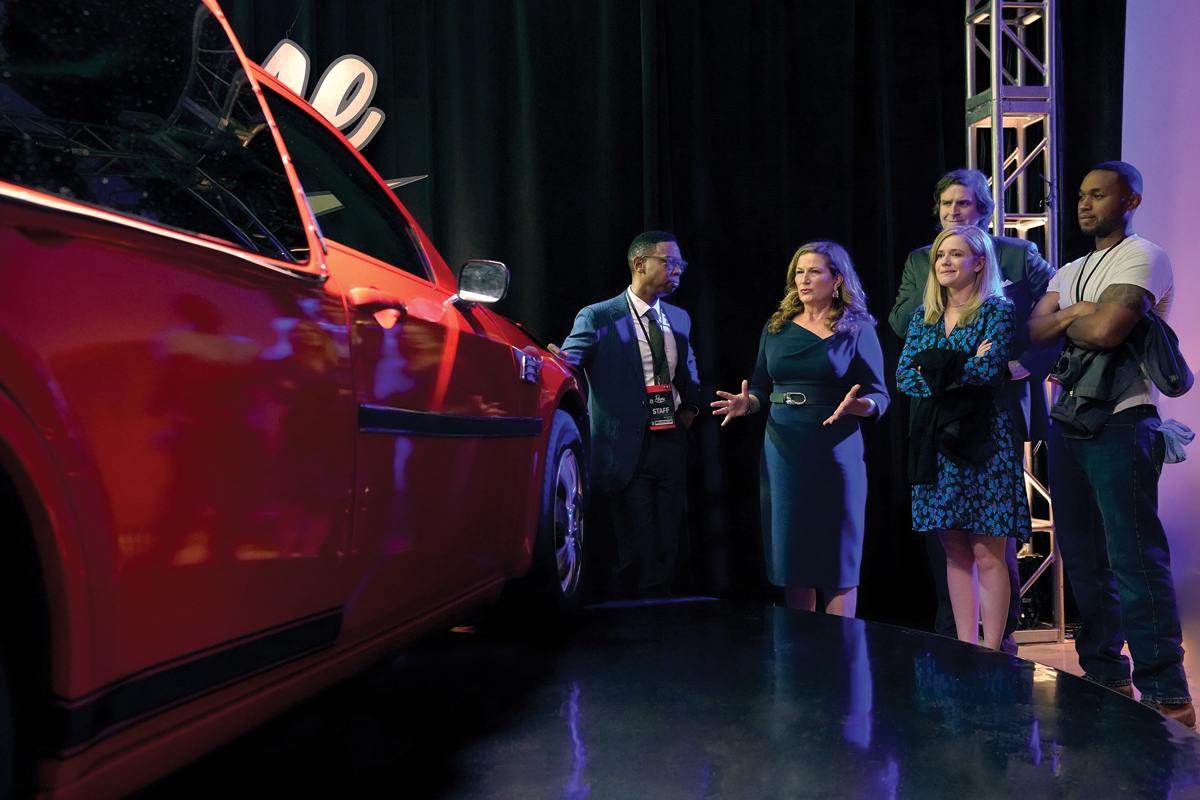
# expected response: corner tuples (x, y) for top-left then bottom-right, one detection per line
(1097, 283), (1153, 313)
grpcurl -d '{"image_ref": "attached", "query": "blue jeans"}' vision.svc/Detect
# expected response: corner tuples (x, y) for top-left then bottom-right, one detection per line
(1048, 406), (1190, 705)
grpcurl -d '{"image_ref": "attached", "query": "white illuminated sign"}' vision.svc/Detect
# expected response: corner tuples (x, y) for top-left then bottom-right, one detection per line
(262, 39), (385, 150)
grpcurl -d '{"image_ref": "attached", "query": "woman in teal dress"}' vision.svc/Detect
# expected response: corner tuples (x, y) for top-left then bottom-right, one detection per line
(895, 225), (1031, 650)
(713, 241), (889, 617)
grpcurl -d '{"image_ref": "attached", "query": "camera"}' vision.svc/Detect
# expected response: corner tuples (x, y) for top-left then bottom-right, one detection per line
(1050, 342), (1082, 386)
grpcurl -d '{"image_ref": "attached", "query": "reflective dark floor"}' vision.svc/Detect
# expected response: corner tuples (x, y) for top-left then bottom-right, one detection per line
(133, 600), (1200, 799)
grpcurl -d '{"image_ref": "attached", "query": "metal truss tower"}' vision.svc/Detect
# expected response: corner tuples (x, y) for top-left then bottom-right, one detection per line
(966, 0), (1064, 645)
(966, 0), (1059, 269)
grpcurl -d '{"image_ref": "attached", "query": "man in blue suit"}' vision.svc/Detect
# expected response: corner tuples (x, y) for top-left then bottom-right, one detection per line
(559, 231), (701, 599)
(889, 169), (1056, 654)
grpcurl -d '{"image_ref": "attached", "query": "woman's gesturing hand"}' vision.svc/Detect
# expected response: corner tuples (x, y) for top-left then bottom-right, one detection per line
(712, 380), (752, 426)
(823, 384), (868, 426)
(975, 338), (993, 358)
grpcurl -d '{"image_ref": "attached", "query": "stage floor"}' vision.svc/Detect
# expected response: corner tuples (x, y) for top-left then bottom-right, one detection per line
(133, 599), (1200, 799)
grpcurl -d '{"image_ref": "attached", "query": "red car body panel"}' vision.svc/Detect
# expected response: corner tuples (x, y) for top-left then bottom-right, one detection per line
(0, 2), (586, 797)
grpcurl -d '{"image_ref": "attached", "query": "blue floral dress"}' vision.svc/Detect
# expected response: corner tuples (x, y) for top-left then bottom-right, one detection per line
(896, 297), (1030, 540)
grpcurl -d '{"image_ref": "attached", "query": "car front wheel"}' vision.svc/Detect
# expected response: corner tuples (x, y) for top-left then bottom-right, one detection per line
(513, 409), (589, 619)
(496, 409), (589, 624)
(545, 411), (585, 602)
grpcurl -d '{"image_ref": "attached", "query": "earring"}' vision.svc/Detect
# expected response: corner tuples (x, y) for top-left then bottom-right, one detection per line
(833, 288), (840, 299)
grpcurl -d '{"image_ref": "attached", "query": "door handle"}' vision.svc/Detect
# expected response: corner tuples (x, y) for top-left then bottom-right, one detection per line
(16, 225), (77, 249)
(349, 287), (407, 329)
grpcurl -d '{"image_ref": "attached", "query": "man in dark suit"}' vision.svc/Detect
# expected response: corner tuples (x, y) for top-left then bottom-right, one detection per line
(558, 231), (701, 599)
(889, 169), (1056, 654)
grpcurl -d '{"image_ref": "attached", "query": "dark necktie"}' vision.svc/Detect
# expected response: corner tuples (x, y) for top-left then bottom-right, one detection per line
(646, 309), (669, 385)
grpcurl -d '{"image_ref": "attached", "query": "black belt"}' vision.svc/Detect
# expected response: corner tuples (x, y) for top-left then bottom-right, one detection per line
(768, 385), (846, 407)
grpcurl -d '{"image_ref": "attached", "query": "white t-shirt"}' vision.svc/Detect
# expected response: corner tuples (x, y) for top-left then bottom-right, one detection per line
(1048, 234), (1173, 411)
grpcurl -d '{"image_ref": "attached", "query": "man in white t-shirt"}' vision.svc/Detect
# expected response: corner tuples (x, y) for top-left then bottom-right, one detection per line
(1029, 161), (1192, 727)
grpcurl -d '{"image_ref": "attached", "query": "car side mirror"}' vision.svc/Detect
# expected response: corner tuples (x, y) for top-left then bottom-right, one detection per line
(456, 260), (510, 305)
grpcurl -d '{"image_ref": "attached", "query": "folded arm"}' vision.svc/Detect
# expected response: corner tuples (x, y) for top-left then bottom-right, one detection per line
(1028, 291), (1084, 352)
(1029, 284), (1153, 353)
(1063, 283), (1153, 350)
(959, 303), (1013, 386)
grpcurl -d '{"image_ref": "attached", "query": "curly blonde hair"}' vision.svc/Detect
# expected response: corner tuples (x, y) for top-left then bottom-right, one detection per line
(767, 241), (875, 334)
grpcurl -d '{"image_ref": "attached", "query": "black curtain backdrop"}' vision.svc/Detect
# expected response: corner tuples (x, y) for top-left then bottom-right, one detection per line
(224, 0), (1125, 628)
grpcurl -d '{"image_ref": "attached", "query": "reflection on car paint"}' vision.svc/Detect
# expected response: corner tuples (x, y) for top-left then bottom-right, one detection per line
(145, 293), (354, 566)
(373, 326), (417, 399)
(150, 294), (265, 567)
(386, 437), (415, 555)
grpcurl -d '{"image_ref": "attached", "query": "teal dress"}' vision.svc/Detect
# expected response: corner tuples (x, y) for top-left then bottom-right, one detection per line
(748, 320), (890, 588)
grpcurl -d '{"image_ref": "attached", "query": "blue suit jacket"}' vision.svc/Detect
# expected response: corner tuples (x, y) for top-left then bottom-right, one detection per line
(561, 291), (701, 492)
(888, 235), (1057, 440)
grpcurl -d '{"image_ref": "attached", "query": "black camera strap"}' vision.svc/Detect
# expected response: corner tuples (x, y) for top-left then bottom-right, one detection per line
(1074, 236), (1128, 304)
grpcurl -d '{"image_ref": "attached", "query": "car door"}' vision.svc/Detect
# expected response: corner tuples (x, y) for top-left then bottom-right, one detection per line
(0, 0), (356, 732)
(260, 84), (540, 639)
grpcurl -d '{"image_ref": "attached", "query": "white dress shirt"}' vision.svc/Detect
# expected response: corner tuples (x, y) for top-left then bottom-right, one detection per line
(626, 287), (682, 409)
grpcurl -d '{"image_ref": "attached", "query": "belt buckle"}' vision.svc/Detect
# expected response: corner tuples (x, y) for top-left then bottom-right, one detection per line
(784, 392), (808, 406)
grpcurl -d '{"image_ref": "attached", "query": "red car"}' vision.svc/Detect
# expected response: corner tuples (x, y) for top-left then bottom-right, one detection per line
(0, 2), (588, 797)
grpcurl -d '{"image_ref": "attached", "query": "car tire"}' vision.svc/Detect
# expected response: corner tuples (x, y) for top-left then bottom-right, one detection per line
(539, 409), (588, 611)
(500, 409), (589, 622)
(0, 479), (48, 800)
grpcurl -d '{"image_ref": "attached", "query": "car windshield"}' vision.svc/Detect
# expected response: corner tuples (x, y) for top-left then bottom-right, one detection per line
(0, 0), (308, 261)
